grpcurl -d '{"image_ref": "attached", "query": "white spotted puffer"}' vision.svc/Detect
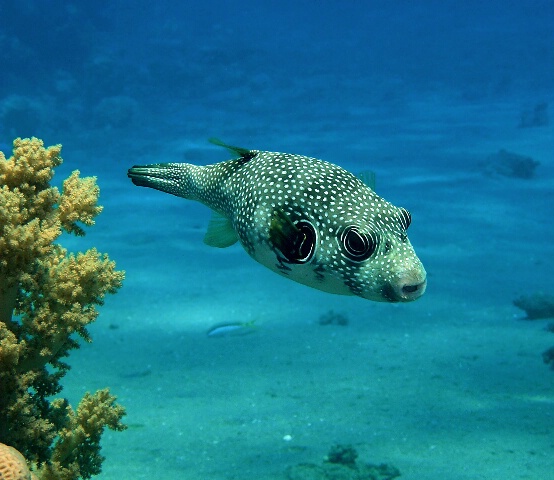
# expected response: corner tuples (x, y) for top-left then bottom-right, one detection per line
(128, 141), (426, 302)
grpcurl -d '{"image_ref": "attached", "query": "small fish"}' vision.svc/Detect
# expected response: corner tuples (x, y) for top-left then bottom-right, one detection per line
(206, 321), (256, 338)
(128, 139), (426, 302)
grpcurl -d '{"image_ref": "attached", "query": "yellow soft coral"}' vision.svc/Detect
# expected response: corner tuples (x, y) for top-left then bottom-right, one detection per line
(58, 171), (103, 236)
(0, 139), (61, 287)
(0, 138), (61, 191)
(36, 390), (125, 480)
(0, 138), (125, 479)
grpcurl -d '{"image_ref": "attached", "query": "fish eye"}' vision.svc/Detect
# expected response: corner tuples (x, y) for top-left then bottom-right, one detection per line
(399, 208), (412, 230)
(340, 226), (377, 261)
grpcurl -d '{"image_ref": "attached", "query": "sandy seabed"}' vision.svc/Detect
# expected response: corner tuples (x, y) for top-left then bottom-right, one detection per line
(58, 98), (553, 480)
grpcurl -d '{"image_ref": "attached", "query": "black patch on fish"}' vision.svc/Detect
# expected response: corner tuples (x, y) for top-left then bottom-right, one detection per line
(345, 278), (364, 297)
(275, 256), (293, 273)
(269, 210), (317, 264)
(313, 263), (327, 282)
(381, 283), (400, 302)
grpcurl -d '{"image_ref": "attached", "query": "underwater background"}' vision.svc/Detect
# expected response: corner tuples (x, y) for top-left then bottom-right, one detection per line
(1, 0), (553, 478)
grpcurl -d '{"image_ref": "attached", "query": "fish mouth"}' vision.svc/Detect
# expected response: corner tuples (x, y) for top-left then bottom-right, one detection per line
(127, 165), (174, 190)
(128, 163), (194, 199)
(382, 275), (427, 302)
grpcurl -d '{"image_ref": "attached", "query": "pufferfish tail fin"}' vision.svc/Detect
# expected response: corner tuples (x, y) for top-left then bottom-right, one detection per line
(209, 138), (256, 160)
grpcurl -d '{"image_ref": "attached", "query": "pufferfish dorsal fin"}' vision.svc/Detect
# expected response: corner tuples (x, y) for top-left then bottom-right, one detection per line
(209, 138), (256, 160)
(204, 211), (239, 248)
(357, 170), (376, 191)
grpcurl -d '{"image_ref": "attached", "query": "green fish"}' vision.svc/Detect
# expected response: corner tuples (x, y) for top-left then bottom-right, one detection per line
(127, 140), (426, 302)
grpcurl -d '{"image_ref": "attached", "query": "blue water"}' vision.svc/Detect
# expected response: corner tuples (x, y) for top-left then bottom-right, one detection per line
(1, 1), (553, 479)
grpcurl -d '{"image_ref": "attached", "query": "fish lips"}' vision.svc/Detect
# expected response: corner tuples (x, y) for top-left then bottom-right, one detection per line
(381, 274), (427, 302)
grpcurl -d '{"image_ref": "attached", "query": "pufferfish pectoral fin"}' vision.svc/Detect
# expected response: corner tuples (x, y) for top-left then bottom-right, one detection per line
(203, 211), (239, 248)
(269, 209), (317, 264)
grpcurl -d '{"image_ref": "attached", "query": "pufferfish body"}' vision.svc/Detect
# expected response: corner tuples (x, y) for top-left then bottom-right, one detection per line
(127, 140), (426, 302)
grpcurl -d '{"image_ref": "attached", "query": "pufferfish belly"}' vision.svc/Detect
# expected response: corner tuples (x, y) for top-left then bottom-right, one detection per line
(244, 205), (354, 295)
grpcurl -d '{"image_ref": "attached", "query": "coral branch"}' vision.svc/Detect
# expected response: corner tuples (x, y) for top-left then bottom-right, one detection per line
(36, 390), (126, 480)
(58, 171), (103, 236)
(0, 138), (125, 479)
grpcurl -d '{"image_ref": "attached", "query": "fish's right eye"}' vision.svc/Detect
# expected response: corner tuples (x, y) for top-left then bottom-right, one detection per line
(399, 208), (412, 230)
(340, 226), (377, 262)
